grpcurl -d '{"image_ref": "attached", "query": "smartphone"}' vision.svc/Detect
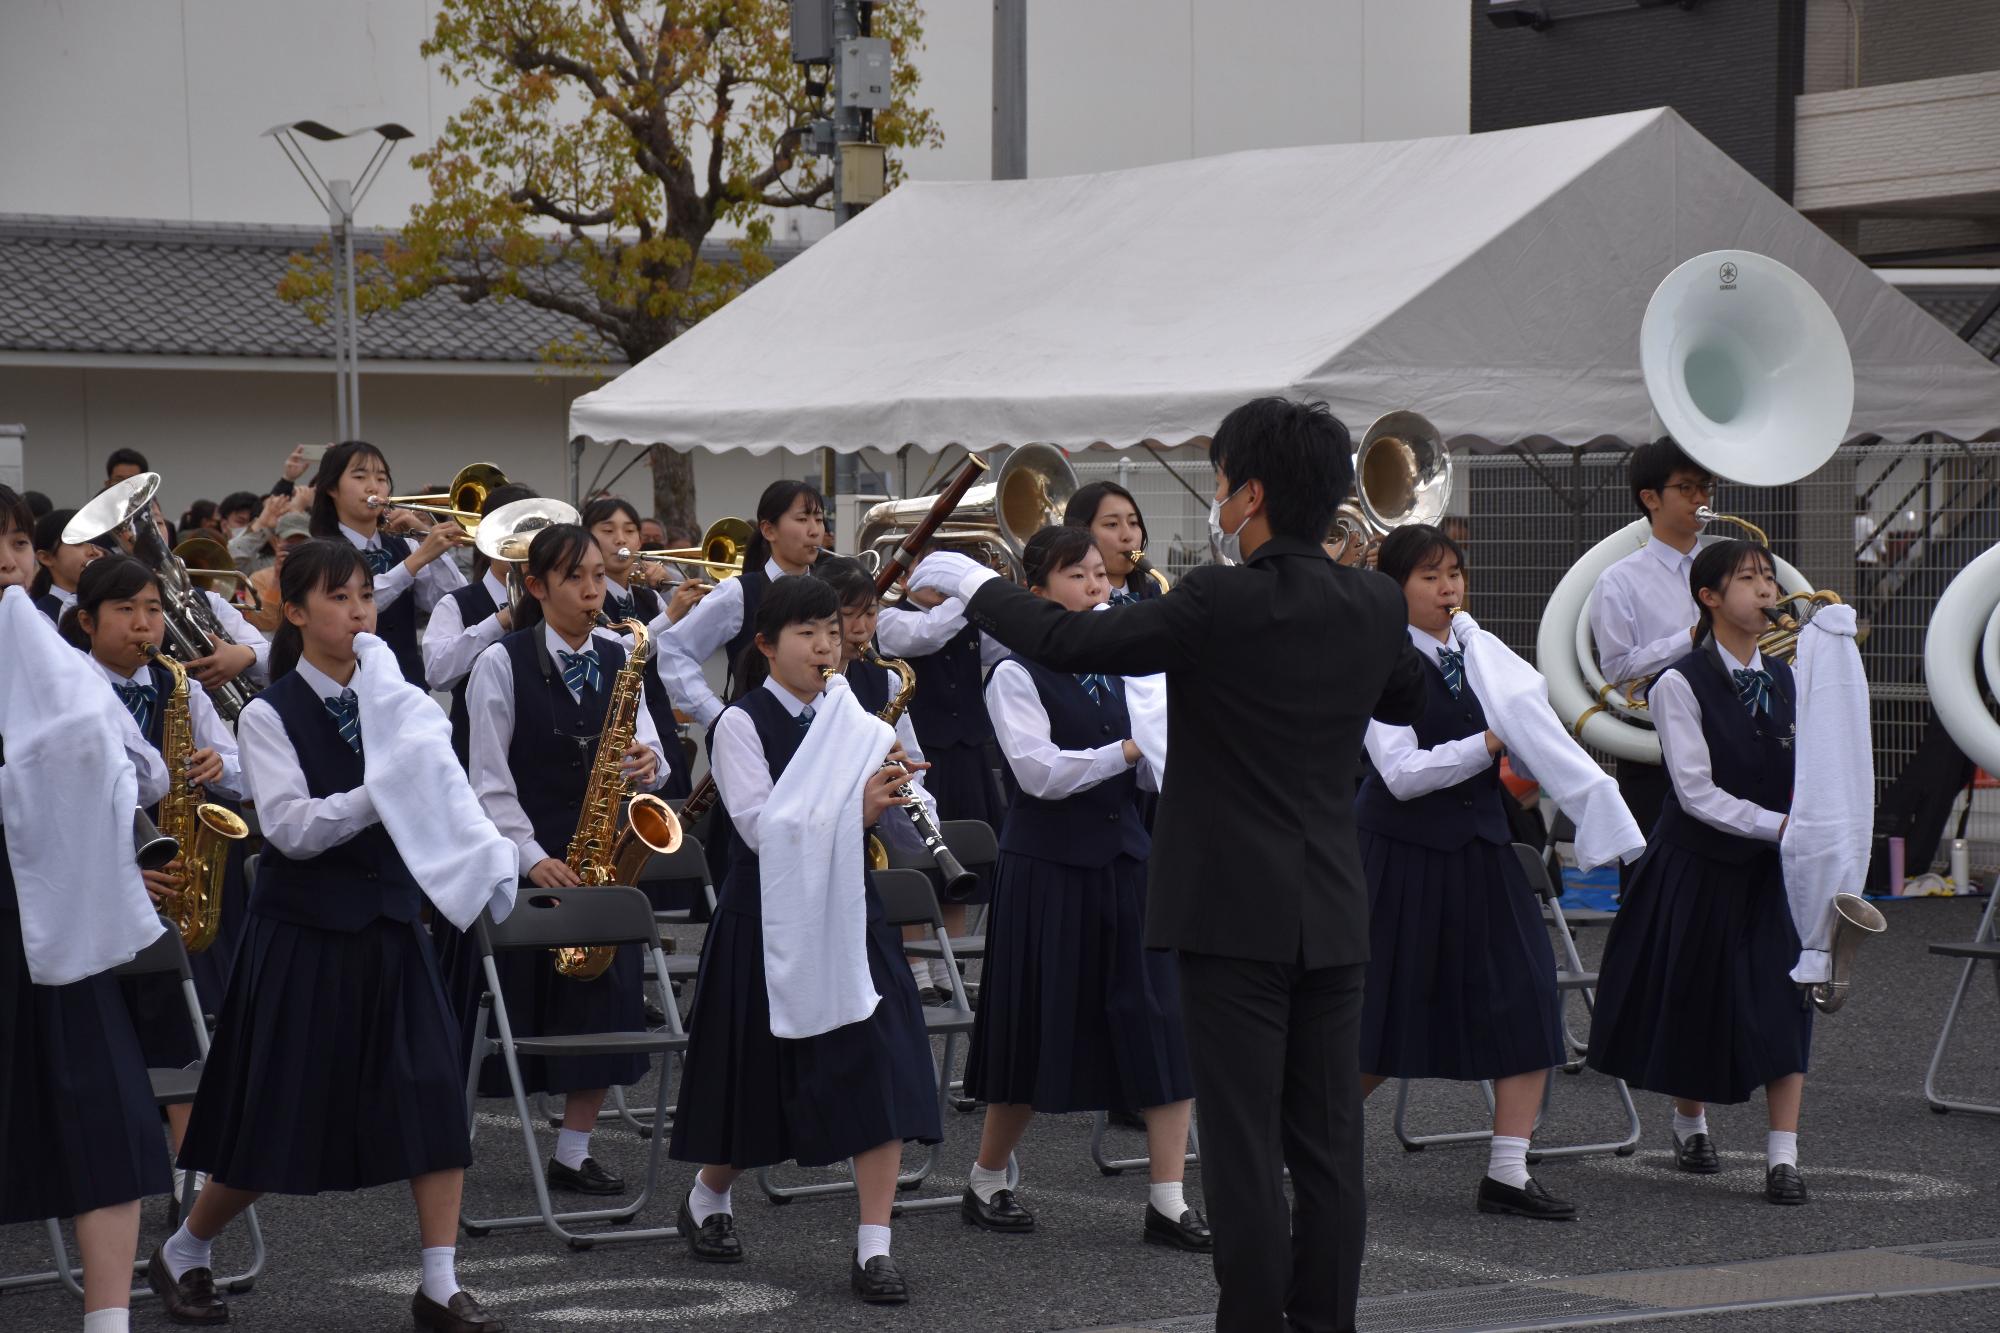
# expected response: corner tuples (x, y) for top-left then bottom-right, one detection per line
(297, 443), (330, 464)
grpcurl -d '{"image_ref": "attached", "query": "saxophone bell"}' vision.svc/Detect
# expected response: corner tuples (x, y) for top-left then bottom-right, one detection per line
(1806, 892), (1887, 1014)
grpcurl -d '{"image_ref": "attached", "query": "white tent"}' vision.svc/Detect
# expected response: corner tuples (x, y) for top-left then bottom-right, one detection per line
(568, 108), (2000, 457)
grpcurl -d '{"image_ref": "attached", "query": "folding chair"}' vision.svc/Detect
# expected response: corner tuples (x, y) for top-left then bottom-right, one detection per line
(603, 836), (718, 1137)
(894, 820), (997, 1107)
(756, 866), (1014, 1213)
(1391, 843), (1641, 1161)
(1089, 1111), (1200, 1176)
(0, 921), (268, 1302)
(1537, 813), (1617, 1068)
(459, 885), (686, 1249)
(1924, 887), (2000, 1117)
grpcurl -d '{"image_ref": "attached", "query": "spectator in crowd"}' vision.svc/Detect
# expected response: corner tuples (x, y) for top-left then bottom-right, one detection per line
(180, 499), (220, 540)
(640, 517), (670, 550)
(218, 491), (261, 541)
(241, 513), (313, 633)
(103, 448), (148, 489)
(229, 487), (314, 574)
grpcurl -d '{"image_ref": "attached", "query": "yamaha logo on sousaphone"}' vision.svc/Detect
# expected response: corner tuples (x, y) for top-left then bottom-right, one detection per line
(1719, 261), (1738, 289)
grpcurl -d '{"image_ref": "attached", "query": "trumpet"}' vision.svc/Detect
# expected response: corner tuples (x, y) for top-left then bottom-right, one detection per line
(365, 462), (509, 535)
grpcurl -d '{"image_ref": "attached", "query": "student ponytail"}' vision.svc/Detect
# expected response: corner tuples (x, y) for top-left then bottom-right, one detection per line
(269, 539), (370, 680)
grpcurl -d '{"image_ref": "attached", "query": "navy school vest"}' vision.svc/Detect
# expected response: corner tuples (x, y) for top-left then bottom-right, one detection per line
(1111, 570), (1164, 603)
(499, 627), (627, 858)
(369, 532), (425, 686)
(442, 578), (501, 767)
(1651, 644), (1796, 866)
(250, 671), (425, 932)
(845, 657), (891, 717)
(720, 566), (772, 700)
(32, 591), (63, 623)
(1353, 646), (1512, 852)
(996, 658), (1150, 870)
(718, 686), (811, 915)
(899, 617), (994, 751)
(602, 583), (693, 799)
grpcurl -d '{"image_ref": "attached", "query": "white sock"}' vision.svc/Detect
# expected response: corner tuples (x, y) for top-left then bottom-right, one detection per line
(1767, 1130), (1799, 1170)
(910, 960), (931, 989)
(160, 1221), (212, 1281)
(688, 1175), (733, 1224)
(1487, 1135), (1532, 1189)
(928, 959), (954, 989)
(856, 1223), (892, 1266)
(82, 1309), (130, 1332)
(554, 1127), (591, 1170)
(968, 1161), (1011, 1204)
(1148, 1180), (1188, 1219)
(420, 1246), (459, 1304)
(1672, 1109), (1709, 1140)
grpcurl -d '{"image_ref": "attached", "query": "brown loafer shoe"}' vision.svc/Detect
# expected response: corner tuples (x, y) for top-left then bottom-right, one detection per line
(412, 1287), (506, 1332)
(146, 1247), (229, 1326)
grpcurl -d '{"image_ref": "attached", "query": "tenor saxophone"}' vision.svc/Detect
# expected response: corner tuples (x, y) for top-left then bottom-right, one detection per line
(555, 618), (683, 980)
(144, 646), (250, 952)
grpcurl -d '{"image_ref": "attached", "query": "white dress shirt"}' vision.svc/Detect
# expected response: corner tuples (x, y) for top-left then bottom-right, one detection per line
(710, 675), (937, 856)
(1590, 534), (1711, 688)
(657, 557), (787, 729)
(466, 623), (670, 876)
(236, 658), (382, 860)
(985, 659), (1150, 799)
(89, 655), (243, 800)
(1649, 640), (1788, 842)
(338, 521), (466, 615)
(45, 583), (78, 618)
(422, 569), (512, 692)
(202, 588), (271, 686)
(1362, 624), (1495, 800)
(874, 597), (1009, 670)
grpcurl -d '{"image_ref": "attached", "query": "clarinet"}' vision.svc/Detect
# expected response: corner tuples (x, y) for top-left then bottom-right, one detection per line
(824, 664), (977, 896)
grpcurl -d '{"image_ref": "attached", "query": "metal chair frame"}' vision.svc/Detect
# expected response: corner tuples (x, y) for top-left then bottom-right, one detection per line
(1924, 887), (2000, 1117)
(889, 820), (996, 1108)
(1089, 1111), (1201, 1176)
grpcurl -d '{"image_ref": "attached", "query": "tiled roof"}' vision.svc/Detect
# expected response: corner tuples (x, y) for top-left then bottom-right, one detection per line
(0, 214), (801, 365)
(1904, 285), (2000, 360)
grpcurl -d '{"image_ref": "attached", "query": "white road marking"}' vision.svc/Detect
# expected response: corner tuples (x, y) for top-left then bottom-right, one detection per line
(1577, 1149), (1974, 1202)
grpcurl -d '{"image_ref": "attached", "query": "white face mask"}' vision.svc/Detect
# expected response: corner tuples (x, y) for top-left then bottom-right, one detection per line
(1207, 483), (1252, 566)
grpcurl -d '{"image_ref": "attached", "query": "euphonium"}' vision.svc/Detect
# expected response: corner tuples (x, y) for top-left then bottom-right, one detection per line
(144, 646), (250, 953)
(556, 617), (683, 980)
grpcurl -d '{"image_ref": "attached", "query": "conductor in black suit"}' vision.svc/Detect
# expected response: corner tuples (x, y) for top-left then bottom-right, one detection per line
(911, 398), (1427, 1332)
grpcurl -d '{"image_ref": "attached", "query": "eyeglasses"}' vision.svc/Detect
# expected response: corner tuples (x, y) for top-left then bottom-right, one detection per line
(1664, 480), (1714, 499)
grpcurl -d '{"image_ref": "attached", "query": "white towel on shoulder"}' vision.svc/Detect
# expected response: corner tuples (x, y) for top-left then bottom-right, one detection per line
(0, 586), (164, 985)
(353, 632), (518, 930)
(758, 673), (895, 1039)
(1452, 610), (1645, 872)
(1780, 604), (1871, 984)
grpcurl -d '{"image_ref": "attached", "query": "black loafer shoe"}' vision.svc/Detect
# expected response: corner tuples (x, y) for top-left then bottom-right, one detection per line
(1765, 1163), (1809, 1205)
(1672, 1131), (1720, 1174)
(1476, 1175), (1578, 1220)
(851, 1251), (909, 1305)
(644, 1000), (669, 1028)
(676, 1194), (744, 1263)
(412, 1288), (507, 1331)
(960, 1185), (1035, 1233)
(546, 1156), (624, 1195)
(1142, 1203), (1213, 1251)
(146, 1248), (229, 1326)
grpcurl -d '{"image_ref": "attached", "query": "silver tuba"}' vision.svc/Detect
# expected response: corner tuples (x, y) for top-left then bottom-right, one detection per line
(66, 473), (261, 723)
(856, 443), (1077, 584)
(1328, 409), (1453, 553)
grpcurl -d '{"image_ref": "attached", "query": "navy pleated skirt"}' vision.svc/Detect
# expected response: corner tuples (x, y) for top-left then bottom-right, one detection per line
(0, 883), (171, 1223)
(1357, 830), (1566, 1081)
(185, 839), (253, 1013)
(178, 913), (471, 1194)
(669, 882), (942, 1170)
(964, 851), (1194, 1113)
(121, 839), (253, 1069)
(1586, 842), (1812, 1105)
(919, 743), (1009, 903)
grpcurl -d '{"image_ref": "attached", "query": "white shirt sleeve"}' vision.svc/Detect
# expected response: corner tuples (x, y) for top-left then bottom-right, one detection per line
(978, 630), (1009, 670)
(1590, 569), (1692, 688)
(373, 560), (416, 611)
(875, 599), (971, 658)
(422, 591), (507, 691)
(985, 660), (1134, 800)
(237, 698), (382, 858)
(187, 679), (244, 801)
(465, 644), (547, 877)
(119, 707), (172, 809)
(1362, 719), (1495, 800)
(659, 576), (746, 728)
(709, 705), (774, 856)
(413, 547), (467, 613)
(203, 590), (271, 687)
(1649, 668), (1788, 841)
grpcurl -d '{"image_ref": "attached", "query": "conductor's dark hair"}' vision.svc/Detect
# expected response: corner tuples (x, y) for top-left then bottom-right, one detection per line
(1063, 481), (1147, 548)
(59, 554), (161, 651)
(1209, 397), (1353, 546)
(1021, 525), (1097, 590)
(104, 447), (149, 478)
(582, 496), (643, 531)
(733, 573), (841, 702)
(812, 555), (878, 611)
(515, 523), (598, 634)
(22, 490), (52, 520)
(1630, 438), (1710, 518)
(1376, 523), (1467, 589)
(308, 440), (392, 538)
(269, 539), (371, 680)
(743, 479), (825, 573)
(0, 486), (33, 537)
(472, 482), (538, 578)
(1689, 539), (1774, 645)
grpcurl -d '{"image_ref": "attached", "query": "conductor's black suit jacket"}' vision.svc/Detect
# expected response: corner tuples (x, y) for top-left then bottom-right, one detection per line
(965, 536), (1428, 968)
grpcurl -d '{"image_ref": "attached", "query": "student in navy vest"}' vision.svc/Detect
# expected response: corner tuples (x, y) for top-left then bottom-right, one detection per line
(814, 556), (929, 763)
(307, 440), (468, 687)
(156, 541), (503, 1331)
(1353, 525), (1572, 1221)
(1065, 481), (1165, 605)
(2, 485), (176, 1333)
(61, 554), (251, 1217)
(424, 482), (537, 767)
(583, 495), (706, 800)
(1586, 539), (1814, 1208)
(958, 526), (1208, 1252)
(462, 524), (669, 1200)
(668, 575), (941, 1306)
(29, 506), (105, 623)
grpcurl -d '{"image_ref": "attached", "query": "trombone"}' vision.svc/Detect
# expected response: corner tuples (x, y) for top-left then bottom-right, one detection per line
(173, 534), (265, 612)
(364, 462), (509, 535)
(616, 516), (753, 583)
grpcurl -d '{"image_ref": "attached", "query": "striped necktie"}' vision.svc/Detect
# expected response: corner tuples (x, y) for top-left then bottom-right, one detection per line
(1076, 672), (1109, 704)
(1732, 667), (1774, 716)
(115, 680), (157, 735)
(361, 544), (395, 576)
(1109, 588), (1138, 607)
(559, 649), (602, 699)
(796, 704), (816, 734)
(1436, 647), (1465, 698)
(324, 689), (362, 753)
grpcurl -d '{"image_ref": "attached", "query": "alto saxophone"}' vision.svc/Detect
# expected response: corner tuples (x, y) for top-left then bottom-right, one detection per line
(144, 646), (250, 952)
(555, 618), (683, 980)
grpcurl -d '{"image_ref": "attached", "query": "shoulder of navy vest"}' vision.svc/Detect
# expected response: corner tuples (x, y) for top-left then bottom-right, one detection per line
(379, 531), (412, 556)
